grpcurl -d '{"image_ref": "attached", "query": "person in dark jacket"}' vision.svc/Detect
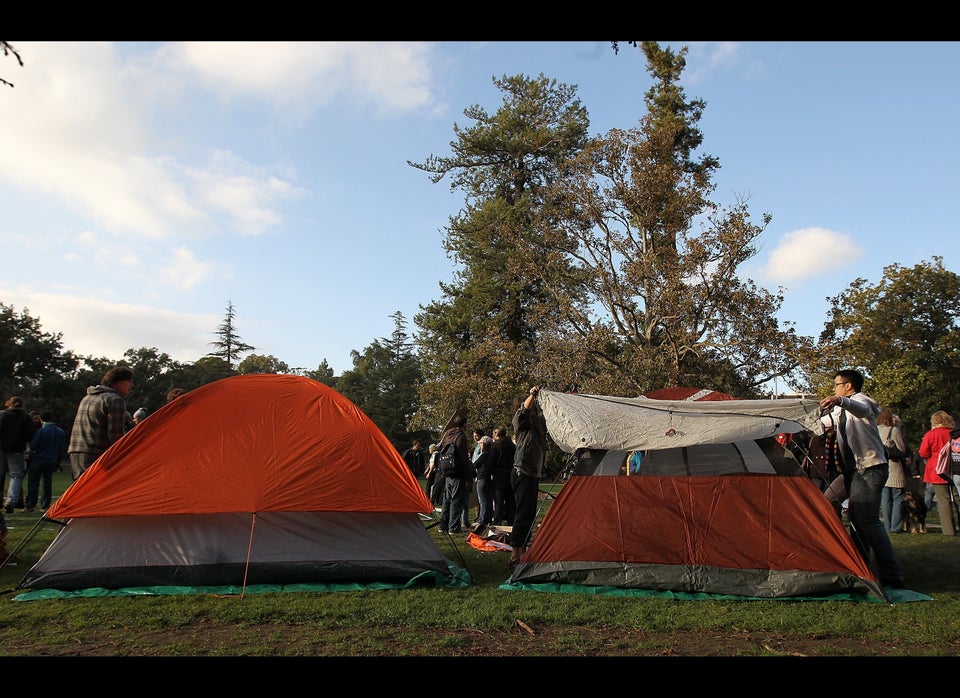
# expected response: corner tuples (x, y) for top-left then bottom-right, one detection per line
(489, 426), (516, 525)
(0, 396), (38, 513)
(473, 436), (495, 528)
(509, 386), (548, 566)
(437, 415), (472, 535)
(401, 440), (425, 478)
(25, 411), (66, 512)
(68, 366), (134, 481)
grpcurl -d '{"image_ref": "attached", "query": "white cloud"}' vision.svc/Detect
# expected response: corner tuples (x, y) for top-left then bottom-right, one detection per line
(160, 41), (439, 116)
(679, 42), (769, 85)
(0, 43), (208, 239)
(186, 150), (299, 236)
(160, 247), (215, 291)
(0, 287), (216, 363)
(760, 227), (862, 283)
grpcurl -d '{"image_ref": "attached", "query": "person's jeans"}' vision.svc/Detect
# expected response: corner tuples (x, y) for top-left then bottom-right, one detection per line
(439, 477), (470, 533)
(881, 486), (905, 533)
(952, 473), (960, 504)
(476, 475), (494, 526)
(3, 452), (25, 509)
(848, 464), (904, 584)
(924, 482), (938, 511)
(25, 458), (57, 510)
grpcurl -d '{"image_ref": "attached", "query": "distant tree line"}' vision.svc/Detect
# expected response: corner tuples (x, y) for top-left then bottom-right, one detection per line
(0, 300), (430, 455)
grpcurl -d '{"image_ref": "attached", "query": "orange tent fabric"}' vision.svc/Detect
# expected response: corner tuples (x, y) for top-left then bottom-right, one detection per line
(47, 374), (432, 519)
(509, 474), (885, 599)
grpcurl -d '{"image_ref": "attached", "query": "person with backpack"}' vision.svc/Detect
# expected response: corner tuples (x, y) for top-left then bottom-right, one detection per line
(436, 414), (472, 535)
(918, 410), (957, 536)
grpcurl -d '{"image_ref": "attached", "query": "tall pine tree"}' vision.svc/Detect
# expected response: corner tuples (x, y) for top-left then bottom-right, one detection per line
(206, 300), (254, 370)
(409, 74), (591, 431)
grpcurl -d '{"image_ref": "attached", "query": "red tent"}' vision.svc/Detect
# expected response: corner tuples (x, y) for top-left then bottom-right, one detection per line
(505, 387), (886, 600)
(508, 474), (883, 598)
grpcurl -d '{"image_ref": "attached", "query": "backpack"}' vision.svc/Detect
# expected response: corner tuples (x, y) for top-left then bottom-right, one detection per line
(436, 441), (460, 477)
(934, 437), (960, 483)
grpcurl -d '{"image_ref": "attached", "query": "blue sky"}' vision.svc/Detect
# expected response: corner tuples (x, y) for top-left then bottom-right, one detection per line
(1, 41), (957, 376)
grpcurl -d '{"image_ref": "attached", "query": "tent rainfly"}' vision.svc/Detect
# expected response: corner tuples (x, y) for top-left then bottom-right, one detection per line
(18, 374), (462, 595)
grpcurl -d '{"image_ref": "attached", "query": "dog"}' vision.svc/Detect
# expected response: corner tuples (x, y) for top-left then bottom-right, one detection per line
(902, 490), (927, 533)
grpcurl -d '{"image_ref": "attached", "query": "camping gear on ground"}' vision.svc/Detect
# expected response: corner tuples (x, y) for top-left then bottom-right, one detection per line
(16, 374), (464, 596)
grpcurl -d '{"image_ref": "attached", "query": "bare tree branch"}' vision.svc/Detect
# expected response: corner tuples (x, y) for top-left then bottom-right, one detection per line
(1, 41), (24, 88)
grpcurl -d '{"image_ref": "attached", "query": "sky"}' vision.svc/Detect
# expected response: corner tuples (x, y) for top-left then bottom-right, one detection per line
(2, 41), (958, 377)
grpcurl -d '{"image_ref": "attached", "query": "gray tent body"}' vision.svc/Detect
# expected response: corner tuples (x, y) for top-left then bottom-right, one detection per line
(20, 511), (450, 591)
(574, 440), (791, 477)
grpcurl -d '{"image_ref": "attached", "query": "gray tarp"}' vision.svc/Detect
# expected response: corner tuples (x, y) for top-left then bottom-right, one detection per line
(537, 390), (824, 453)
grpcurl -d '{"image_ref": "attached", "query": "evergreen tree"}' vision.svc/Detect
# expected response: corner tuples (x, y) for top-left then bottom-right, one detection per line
(206, 300), (254, 370)
(409, 73), (591, 431)
(337, 312), (428, 451)
(305, 359), (337, 387)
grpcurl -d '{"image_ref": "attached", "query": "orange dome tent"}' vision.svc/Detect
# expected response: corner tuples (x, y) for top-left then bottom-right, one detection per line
(18, 374), (462, 596)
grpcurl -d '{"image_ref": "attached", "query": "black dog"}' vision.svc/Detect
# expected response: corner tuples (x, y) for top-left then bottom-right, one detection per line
(902, 490), (927, 534)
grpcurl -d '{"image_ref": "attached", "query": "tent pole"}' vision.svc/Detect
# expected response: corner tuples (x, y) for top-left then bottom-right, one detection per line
(240, 513), (257, 599)
(0, 515), (59, 572)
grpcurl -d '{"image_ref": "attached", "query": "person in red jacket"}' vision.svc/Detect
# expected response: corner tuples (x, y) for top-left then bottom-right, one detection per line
(918, 410), (956, 536)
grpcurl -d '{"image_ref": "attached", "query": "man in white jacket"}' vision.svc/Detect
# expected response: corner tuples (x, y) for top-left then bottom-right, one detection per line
(820, 369), (905, 589)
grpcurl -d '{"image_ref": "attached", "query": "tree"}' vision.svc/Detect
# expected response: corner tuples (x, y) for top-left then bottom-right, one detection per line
(524, 42), (812, 396)
(810, 256), (960, 442)
(304, 359), (337, 387)
(206, 300), (255, 370)
(237, 353), (290, 375)
(409, 73), (591, 432)
(0, 302), (78, 399)
(119, 347), (185, 414)
(169, 356), (236, 391)
(1, 42), (23, 89)
(337, 312), (429, 451)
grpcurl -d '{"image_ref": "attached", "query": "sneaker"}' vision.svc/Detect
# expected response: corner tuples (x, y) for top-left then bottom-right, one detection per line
(24, 508), (35, 513)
